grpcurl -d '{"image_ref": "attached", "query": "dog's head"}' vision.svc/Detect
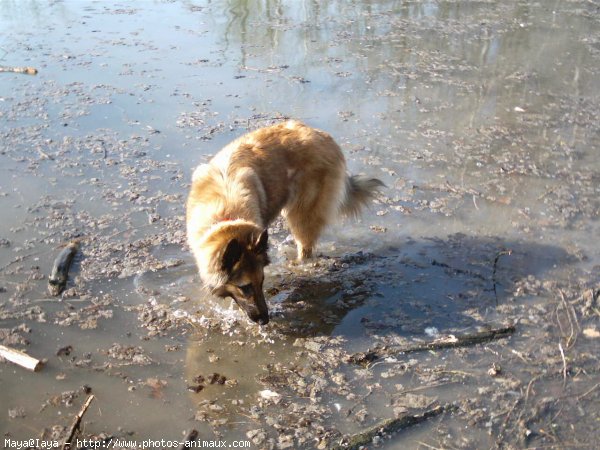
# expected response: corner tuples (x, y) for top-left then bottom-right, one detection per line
(201, 223), (270, 325)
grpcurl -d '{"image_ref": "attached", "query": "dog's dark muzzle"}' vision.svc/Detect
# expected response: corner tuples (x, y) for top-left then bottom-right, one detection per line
(234, 295), (269, 326)
(248, 311), (269, 325)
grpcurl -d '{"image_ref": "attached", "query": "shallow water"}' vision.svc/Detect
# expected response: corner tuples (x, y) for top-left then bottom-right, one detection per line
(1, 1), (599, 449)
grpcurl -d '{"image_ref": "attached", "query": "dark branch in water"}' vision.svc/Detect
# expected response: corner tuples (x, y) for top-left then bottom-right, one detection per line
(331, 403), (458, 450)
(348, 324), (516, 367)
(62, 394), (94, 450)
(492, 250), (512, 305)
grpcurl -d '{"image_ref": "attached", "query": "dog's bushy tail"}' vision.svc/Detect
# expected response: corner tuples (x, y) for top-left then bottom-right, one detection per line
(340, 175), (385, 218)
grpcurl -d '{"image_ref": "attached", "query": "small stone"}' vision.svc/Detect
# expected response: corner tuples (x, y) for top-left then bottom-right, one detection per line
(259, 389), (281, 404)
(488, 363), (502, 377)
(246, 429), (267, 445)
(208, 373), (226, 385)
(193, 374), (205, 384)
(299, 339), (324, 353)
(332, 372), (346, 385)
(8, 407), (26, 419)
(583, 327), (600, 339)
(194, 411), (208, 422)
(56, 345), (73, 357)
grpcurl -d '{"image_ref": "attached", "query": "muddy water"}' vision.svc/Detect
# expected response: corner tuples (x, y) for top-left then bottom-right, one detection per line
(1, 1), (599, 449)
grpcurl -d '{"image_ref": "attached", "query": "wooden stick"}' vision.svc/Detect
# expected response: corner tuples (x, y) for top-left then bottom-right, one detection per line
(331, 403), (458, 450)
(62, 394), (95, 450)
(348, 324), (516, 367)
(0, 66), (38, 75)
(0, 344), (43, 371)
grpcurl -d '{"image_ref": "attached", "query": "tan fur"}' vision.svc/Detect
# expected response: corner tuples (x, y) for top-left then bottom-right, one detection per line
(186, 120), (383, 324)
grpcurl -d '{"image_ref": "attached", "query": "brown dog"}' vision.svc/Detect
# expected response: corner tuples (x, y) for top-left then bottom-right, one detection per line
(186, 120), (383, 324)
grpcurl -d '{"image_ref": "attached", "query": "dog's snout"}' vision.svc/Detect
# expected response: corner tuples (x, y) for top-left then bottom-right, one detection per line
(232, 295), (270, 325)
(248, 310), (269, 325)
(256, 315), (269, 326)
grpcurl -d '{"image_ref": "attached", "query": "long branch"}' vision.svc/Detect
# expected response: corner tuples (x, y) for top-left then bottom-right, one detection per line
(62, 395), (95, 450)
(331, 403), (458, 450)
(348, 324), (516, 367)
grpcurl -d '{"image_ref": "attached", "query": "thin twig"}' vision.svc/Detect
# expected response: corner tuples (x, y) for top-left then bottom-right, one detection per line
(558, 342), (567, 388)
(346, 385), (374, 416)
(416, 441), (445, 450)
(36, 147), (54, 160)
(395, 381), (456, 396)
(496, 397), (522, 446)
(525, 374), (543, 402)
(576, 382), (600, 401)
(558, 290), (578, 348)
(61, 394), (95, 450)
(511, 349), (532, 364)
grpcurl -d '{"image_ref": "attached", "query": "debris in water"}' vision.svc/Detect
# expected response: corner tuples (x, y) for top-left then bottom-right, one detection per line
(48, 241), (79, 296)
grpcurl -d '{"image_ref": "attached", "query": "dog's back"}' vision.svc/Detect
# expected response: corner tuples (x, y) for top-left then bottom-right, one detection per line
(187, 120), (384, 260)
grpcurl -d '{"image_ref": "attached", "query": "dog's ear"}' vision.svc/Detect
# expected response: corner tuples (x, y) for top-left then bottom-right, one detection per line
(222, 238), (242, 272)
(254, 229), (268, 254)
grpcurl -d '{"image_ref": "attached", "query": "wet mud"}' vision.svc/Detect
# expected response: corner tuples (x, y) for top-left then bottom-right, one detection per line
(1, 1), (599, 449)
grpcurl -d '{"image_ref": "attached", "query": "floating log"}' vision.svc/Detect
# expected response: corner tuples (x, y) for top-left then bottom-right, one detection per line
(0, 344), (43, 371)
(348, 324), (516, 366)
(48, 241), (79, 296)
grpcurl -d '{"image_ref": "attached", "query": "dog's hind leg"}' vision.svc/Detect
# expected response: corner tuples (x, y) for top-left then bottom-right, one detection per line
(285, 211), (324, 260)
(284, 175), (344, 260)
(286, 211), (324, 260)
